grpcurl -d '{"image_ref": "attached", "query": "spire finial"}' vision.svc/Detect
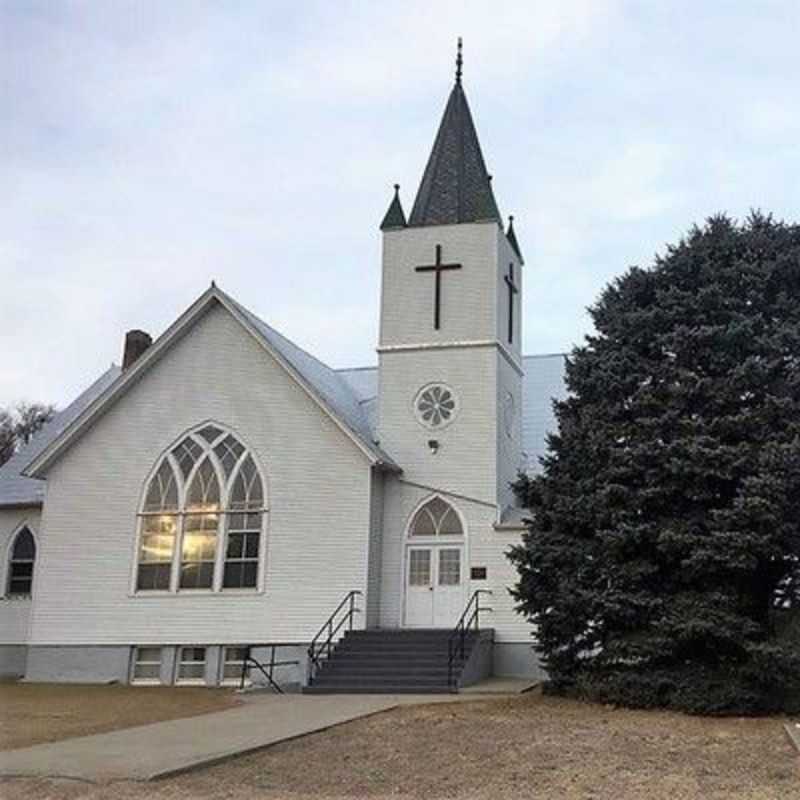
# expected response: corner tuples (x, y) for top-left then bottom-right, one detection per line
(455, 37), (463, 84)
(394, 183), (400, 195)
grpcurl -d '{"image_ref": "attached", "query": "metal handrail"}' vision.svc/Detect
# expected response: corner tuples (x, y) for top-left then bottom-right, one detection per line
(238, 645), (300, 694)
(447, 589), (493, 688)
(307, 590), (362, 685)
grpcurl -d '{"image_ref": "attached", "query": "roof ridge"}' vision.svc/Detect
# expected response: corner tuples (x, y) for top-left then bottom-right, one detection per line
(220, 291), (344, 381)
(336, 364), (379, 373)
(0, 364), (121, 508)
(213, 289), (397, 468)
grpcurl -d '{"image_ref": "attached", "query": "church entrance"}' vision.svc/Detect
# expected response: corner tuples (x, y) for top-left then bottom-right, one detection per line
(404, 544), (465, 628)
(403, 496), (467, 628)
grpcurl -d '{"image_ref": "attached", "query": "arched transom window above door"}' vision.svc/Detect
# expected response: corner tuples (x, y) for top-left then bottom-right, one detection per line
(135, 425), (266, 594)
(409, 497), (463, 537)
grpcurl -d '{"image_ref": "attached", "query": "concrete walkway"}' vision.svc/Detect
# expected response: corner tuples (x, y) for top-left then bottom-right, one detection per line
(0, 684), (530, 783)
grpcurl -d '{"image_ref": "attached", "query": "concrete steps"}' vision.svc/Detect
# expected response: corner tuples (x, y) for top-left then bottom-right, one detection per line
(304, 628), (479, 695)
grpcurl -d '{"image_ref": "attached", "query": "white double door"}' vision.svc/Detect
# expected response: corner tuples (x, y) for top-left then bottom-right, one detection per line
(404, 543), (465, 628)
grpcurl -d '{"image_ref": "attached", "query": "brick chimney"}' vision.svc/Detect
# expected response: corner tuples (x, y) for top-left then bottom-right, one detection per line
(122, 330), (153, 370)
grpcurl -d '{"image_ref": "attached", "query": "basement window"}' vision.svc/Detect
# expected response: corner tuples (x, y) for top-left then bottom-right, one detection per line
(221, 646), (249, 685)
(131, 646), (162, 684)
(176, 646), (207, 684)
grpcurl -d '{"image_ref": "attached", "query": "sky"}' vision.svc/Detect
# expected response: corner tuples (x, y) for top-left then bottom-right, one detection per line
(3, 0), (800, 408)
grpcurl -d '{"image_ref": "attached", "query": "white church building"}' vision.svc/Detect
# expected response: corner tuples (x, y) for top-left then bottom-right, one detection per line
(0, 48), (566, 691)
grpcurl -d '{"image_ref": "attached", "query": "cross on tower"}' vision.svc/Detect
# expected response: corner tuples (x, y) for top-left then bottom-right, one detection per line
(504, 262), (519, 344)
(415, 245), (462, 330)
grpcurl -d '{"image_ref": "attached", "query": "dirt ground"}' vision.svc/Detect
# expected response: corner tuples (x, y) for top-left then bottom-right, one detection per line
(0, 682), (238, 750)
(1, 689), (797, 800)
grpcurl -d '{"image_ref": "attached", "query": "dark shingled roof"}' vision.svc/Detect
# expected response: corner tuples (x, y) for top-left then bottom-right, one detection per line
(408, 80), (501, 227)
(380, 184), (407, 230)
(506, 215), (524, 263)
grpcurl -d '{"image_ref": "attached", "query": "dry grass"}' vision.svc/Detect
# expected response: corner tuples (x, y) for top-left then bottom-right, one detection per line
(0, 682), (239, 750)
(2, 689), (797, 799)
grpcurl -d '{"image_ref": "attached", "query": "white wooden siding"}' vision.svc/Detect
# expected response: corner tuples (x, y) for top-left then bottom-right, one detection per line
(494, 226), (523, 361)
(30, 303), (373, 645)
(366, 469), (384, 627)
(496, 351), (524, 511)
(473, 528), (532, 643)
(378, 346), (498, 505)
(378, 476), (532, 643)
(375, 217), (534, 643)
(0, 507), (41, 644)
(380, 221), (499, 348)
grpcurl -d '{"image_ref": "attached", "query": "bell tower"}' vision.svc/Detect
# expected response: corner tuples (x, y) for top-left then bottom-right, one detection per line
(376, 40), (525, 511)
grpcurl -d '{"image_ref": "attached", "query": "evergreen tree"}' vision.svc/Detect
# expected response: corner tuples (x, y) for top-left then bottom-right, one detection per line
(509, 213), (800, 714)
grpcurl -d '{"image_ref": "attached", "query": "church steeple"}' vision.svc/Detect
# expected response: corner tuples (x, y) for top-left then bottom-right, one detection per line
(378, 40), (523, 517)
(408, 39), (501, 228)
(380, 184), (407, 230)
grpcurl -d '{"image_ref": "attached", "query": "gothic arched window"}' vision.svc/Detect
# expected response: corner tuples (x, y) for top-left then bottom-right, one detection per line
(135, 425), (266, 593)
(7, 527), (36, 597)
(409, 497), (463, 537)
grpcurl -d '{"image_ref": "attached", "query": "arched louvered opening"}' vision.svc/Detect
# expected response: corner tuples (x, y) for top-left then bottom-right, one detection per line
(135, 425), (266, 593)
(7, 527), (36, 597)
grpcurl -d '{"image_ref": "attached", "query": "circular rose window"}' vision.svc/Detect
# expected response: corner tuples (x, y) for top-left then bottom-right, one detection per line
(414, 384), (459, 429)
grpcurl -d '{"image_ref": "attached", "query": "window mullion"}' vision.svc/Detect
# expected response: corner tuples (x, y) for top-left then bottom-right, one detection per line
(171, 513), (185, 593)
(229, 450), (249, 486)
(213, 512), (226, 593)
(165, 453), (185, 506)
(136, 434), (265, 595)
(213, 454), (231, 592)
(257, 510), (267, 591)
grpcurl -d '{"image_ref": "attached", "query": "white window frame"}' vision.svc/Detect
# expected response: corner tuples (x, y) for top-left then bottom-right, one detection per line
(219, 645), (250, 686)
(408, 548), (432, 587)
(222, 513), (262, 592)
(437, 547), (462, 586)
(407, 495), (466, 539)
(402, 495), (470, 627)
(131, 423), (268, 597)
(175, 646), (207, 685)
(4, 523), (37, 599)
(130, 646), (163, 685)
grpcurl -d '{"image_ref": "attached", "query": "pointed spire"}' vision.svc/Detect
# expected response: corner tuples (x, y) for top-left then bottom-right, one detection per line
(506, 215), (524, 263)
(408, 39), (501, 228)
(380, 183), (407, 230)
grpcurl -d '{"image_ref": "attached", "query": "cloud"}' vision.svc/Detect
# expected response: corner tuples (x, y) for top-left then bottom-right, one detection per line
(2, 1), (800, 407)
